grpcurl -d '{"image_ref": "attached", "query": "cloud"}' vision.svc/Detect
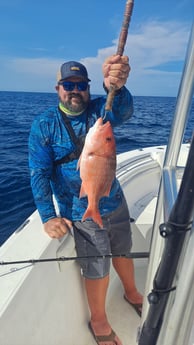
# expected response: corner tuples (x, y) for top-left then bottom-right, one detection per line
(83, 21), (190, 95)
(10, 58), (60, 75)
(125, 21), (190, 95)
(0, 57), (63, 92)
(0, 20), (191, 95)
(127, 21), (189, 68)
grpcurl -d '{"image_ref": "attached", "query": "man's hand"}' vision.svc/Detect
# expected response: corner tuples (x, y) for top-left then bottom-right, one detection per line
(43, 217), (72, 238)
(103, 55), (130, 91)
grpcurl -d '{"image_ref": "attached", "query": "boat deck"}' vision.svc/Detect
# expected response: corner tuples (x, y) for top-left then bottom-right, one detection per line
(0, 144), (191, 345)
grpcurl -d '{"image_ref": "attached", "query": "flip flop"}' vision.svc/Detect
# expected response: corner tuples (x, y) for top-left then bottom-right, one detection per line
(88, 322), (118, 344)
(123, 294), (142, 317)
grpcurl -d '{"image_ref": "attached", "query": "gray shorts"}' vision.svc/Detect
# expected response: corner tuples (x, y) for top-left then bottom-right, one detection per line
(73, 197), (132, 279)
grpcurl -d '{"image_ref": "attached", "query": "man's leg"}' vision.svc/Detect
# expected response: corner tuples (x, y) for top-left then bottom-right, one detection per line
(85, 276), (109, 329)
(85, 276), (122, 344)
(112, 257), (143, 304)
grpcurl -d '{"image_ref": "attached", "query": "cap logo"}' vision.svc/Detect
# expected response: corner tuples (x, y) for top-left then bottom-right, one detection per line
(70, 66), (80, 71)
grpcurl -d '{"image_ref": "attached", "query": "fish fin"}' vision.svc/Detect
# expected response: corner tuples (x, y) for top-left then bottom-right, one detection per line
(82, 208), (103, 228)
(102, 181), (114, 197)
(103, 185), (112, 197)
(77, 154), (82, 170)
(79, 184), (87, 198)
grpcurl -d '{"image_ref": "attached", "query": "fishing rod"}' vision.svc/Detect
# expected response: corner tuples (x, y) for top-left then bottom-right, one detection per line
(105, 0), (134, 112)
(138, 132), (194, 345)
(0, 251), (149, 266)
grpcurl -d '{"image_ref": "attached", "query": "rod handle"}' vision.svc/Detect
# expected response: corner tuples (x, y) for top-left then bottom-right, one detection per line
(105, 0), (134, 112)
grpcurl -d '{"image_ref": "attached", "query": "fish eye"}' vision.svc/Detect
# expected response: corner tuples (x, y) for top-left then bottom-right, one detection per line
(106, 137), (112, 142)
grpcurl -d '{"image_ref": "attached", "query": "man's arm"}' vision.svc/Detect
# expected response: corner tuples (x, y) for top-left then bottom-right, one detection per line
(29, 117), (72, 238)
(102, 55), (133, 125)
(29, 117), (56, 222)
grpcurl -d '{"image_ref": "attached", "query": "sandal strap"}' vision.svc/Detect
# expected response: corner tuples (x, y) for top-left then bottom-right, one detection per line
(95, 329), (116, 342)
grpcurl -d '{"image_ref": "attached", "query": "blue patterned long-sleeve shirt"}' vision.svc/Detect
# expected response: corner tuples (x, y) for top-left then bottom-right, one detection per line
(29, 86), (133, 223)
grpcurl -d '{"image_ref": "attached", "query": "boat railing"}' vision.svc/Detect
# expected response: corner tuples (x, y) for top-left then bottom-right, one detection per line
(140, 23), (194, 345)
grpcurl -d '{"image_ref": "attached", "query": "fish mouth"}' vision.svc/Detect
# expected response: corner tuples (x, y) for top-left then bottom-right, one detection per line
(97, 117), (111, 128)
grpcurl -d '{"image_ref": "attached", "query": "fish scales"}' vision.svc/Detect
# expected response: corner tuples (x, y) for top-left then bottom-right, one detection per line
(77, 117), (116, 228)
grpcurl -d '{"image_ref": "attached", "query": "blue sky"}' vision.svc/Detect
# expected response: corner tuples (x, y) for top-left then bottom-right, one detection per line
(0, 0), (193, 96)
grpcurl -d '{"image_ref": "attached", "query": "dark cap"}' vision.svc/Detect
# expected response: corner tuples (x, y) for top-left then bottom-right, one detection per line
(57, 61), (91, 82)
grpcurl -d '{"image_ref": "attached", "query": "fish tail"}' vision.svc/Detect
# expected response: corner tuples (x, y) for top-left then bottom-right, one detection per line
(82, 208), (103, 229)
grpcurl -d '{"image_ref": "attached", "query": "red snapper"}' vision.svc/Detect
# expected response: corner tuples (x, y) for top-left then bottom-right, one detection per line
(77, 117), (116, 228)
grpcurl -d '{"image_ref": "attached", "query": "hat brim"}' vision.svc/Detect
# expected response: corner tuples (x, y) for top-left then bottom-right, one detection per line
(63, 74), (91, 82)
(57, 72), (90, 83)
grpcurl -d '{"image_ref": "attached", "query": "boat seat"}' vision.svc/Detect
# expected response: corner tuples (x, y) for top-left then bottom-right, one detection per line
(130, 197), (157, 264)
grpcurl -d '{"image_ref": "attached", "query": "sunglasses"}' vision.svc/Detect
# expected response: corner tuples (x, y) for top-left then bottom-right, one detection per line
(59, 81), (89, 92)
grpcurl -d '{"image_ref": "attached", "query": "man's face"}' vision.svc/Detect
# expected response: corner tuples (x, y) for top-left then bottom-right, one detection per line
(56, 77), (90, 113)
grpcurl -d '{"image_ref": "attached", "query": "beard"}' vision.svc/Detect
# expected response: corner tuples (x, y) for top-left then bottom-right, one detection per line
(60, 93), (90, 114)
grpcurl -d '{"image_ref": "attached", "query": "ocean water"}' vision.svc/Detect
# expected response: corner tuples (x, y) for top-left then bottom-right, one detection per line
(0, 91), (193, 246)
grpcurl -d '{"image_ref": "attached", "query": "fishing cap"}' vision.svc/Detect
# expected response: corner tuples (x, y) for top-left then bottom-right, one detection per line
(57, 61), (91, 82)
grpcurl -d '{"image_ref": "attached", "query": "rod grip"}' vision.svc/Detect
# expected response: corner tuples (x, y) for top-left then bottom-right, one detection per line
(105, 0), (134, 112)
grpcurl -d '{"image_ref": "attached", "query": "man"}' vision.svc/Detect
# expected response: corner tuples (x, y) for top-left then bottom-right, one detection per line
(29, 55), (142, 345)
